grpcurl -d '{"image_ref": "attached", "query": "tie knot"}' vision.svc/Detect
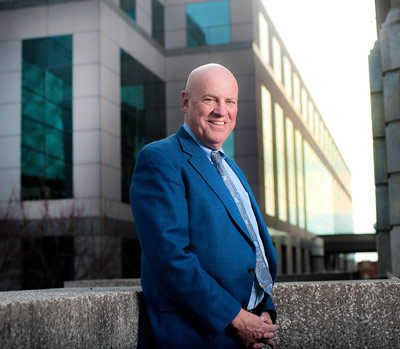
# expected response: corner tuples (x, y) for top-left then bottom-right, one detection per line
(211, 151), (222, 166)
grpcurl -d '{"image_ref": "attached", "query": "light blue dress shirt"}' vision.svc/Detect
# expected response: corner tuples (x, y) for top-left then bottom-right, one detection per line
(183, 123), (267, 310)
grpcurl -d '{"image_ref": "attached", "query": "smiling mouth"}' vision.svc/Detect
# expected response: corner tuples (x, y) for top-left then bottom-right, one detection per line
(210, 121), (225, 125)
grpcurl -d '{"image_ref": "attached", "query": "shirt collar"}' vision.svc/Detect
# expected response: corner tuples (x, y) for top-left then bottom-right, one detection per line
(183, 123), (226, 160)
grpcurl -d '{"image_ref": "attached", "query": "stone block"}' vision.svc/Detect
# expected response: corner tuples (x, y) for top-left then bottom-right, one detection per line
(233, 128), (258, 156)
(0, 287), (141, 348)
(136, 4), (151, 36)
(48, 1), (99, 35)
(373, 138), (387, 184)
(0, 40), (21, 73)
(164, 4), (185, 31)
(235, 101), (257, 129)
(375, 184), (390, 230)
(368, 41), (382, 92)
(101, 164), (121, 201)
(165, 29), (186, 49)
(383, 71), (400, 122)
(64, 278), (141, 288)
(73, 97), (100, 131)
(73, 31), (99, 65)
(376, 230), (392, 277)
(234, 154), (258, 184)
(73, 164), (100, 198)
(166, 107), (184, 135)
(231, 23), (253, 43)
(0, 6), (46, 41)
(0, 136), (20, 169)
(1, 281), (400, 348)
(101, 65), (120, 106)
(73, 64), (100, 98)
(0, 103), (20, 137)
(209, 49), (254, 76)
(0, 169), (20, 202)
(101, 131), (120, 169)
(390, 227), (400, 277)
(0, 71), (21, 104)
(386, 120), (400, 173)
(388, 173), (400, 225)
(100, 32), (120, 74)
(380, 8), (400, 72)
(274, 280), (400, 348)
(370, 92), (385, 137)
(73, 130), (100, 164)
(100, 98), (120, 137)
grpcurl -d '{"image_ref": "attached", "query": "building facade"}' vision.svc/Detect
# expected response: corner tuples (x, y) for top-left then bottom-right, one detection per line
(369, 0), (400, 278)
(0, 0), (353, 290)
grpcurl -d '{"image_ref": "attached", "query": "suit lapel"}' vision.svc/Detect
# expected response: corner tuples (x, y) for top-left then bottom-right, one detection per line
(177, 127), (252, 242)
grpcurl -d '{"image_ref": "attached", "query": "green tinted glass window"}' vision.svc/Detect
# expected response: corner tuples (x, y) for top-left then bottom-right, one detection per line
(21, 35), (73, 200)
(120, 50), (166, 203)
(152, 0), (164, 47)
(223, 132), (234, 159)
(121, 0), (136, 21)
(186, 1), (230, 47)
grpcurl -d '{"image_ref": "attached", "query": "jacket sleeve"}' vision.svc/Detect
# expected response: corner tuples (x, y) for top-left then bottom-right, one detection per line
(130, 146), (242, 338)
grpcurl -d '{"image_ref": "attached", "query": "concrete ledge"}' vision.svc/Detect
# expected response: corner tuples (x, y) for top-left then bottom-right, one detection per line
(64, 278), (141, 288)
(1, 280), (399, 348)
(0, 287), (142, 348)
(274, 279), (400, 348)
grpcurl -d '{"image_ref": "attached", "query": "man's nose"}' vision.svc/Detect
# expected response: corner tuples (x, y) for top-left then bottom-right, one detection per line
(213, 102), (228, 117)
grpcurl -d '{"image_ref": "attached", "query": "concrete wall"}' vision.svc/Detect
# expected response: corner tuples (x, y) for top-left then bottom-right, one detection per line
(1, 279), (399, 348)
(370, 6), (400, 277)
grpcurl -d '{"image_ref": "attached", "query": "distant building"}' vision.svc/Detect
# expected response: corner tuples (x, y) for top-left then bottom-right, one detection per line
(358, 261), (378, 280)
(0, 0), (353, 290)
(369, 1), (400, 278)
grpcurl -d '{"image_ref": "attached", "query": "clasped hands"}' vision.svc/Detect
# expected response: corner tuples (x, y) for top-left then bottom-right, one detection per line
(231, 308), (278, 348)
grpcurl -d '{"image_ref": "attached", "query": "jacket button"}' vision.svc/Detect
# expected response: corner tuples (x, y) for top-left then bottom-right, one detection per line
(248, 267), (255, 274)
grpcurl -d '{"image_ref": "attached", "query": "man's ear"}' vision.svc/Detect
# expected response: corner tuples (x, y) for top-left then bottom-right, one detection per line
(181, 90), (189, 112)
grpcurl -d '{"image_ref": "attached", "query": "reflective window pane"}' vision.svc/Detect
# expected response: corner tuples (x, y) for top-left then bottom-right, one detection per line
(275, 103), (287, 221)
(272, 37), (282, 83)
(286, 118), (296, 226)
(186, 1), (230, 47)
(120, 50), (166, 203)
(223, 132), (235, 159)
(261, 85), (275, 216)
(121, 0), (136, 21)
(21, 35), (73, 200)
(295, 130), (305, 229)
(152, 0), (164, 47)
(293, 73), (301, 112)
(283, 56), (292, 98)
(304, 141), (334, 234)
(258, 12), (269, 64)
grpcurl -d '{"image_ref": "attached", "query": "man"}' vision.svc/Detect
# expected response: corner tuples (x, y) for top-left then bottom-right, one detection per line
(130, 63), (278, 348)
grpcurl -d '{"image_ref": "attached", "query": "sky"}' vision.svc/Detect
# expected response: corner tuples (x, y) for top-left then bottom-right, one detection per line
(261, 0), (378, 261)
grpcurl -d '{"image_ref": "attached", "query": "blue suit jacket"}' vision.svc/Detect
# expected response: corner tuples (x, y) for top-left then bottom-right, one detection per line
(130, 126), (278, 348)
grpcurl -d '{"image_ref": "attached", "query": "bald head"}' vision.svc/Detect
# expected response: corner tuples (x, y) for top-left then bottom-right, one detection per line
(181, 63), (238, 150)
(185, 63), (238, 96)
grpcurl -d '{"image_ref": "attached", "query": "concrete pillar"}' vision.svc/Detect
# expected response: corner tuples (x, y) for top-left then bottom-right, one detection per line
(311, 237), (324, 273)
(274, 241), (283, 275)
(372, 7), (400, 277)
(369, 40), (391, 277)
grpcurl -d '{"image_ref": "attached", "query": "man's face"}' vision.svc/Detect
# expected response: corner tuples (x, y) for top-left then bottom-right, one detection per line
(181, 66), (238, 150)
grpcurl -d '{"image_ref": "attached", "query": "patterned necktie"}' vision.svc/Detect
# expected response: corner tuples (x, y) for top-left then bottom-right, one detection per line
(211, 151), (273, 296)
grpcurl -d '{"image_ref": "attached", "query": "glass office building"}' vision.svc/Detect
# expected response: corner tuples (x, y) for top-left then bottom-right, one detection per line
(0, 0), (352, 289)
